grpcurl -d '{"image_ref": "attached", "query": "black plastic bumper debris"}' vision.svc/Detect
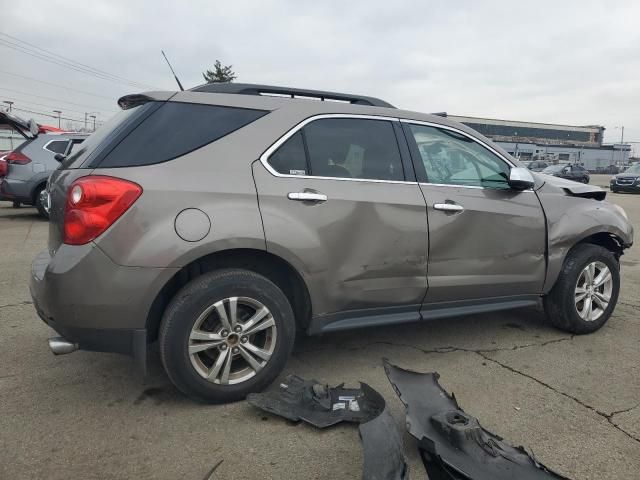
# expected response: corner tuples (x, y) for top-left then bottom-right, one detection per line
(248, 374), (409, 480)
(247, 374), (386, 427)
(359, 407), (409, 480)
(383, 359), (570, 480)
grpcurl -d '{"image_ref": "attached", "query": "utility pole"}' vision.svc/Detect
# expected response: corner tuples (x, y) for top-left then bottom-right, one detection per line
(620, 126), (625, 165)
(53, 110), (62, 129)
(89, 115), (96, 132)
(3, 100), (13, 112)
(84, 112), (88, 131)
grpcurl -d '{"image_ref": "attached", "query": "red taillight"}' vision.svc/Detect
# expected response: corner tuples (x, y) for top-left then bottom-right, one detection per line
(5, 150), (31, 164)
(63, 176), (142, 245)
(0, 158), (7, 177)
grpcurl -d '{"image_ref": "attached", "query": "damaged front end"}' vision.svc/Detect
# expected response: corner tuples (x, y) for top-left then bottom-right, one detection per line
(384, 359), (569, 480)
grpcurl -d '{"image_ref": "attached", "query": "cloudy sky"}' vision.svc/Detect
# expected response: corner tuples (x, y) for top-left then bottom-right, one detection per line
(1, 0), (638, 151)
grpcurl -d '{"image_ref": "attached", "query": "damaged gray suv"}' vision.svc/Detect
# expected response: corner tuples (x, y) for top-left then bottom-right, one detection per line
(30, 83), (633, 403)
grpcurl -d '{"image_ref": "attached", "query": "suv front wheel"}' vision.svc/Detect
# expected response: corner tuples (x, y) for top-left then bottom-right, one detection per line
(544, 244), (619, 334)
(159, 269), (296, 403)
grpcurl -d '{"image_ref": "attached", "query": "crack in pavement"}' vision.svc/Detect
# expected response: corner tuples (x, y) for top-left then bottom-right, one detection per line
(296, 335), (640, 445)
(609, 402), (640, 418)
(479, 353), (640, 445)
(0, 301), (33, 309)
(619, 301), (640, 311)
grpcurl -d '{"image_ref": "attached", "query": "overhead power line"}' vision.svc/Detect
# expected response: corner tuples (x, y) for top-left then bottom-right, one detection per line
(12, 106), (103, 126)
(0, 86), (117, 113)
(0, 70), (114, 100)
(0, 32), (160, 90)
(0, 95), (105, 117)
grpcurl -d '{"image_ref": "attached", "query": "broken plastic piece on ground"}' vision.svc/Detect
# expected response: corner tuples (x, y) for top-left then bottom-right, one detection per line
(383, 359), (570, 480)
(247, 374), (385, 427)
(359, 407), (409, 480)
(248, 374), (409, 480)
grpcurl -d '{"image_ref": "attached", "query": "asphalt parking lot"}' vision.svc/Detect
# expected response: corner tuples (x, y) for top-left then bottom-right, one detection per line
(0, 175), (638, 480)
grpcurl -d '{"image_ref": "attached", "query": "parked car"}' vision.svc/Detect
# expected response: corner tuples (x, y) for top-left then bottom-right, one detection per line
(523, 160), (548, 172)
(542, 163), (590, 183)
(0, 111), (87, 218)
(610, 163), (640, 193)
(31, 83), (633, 403)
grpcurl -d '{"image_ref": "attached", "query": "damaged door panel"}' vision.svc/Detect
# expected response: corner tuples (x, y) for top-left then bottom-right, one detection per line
(383, 360), (569, 480)
(247, 375), (409, 480)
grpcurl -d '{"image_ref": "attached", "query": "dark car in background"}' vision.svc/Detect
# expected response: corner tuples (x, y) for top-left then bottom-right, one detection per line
(542, 163), (590, 183)
(610, 164), (640, 193)
(523, 160), (549, 172)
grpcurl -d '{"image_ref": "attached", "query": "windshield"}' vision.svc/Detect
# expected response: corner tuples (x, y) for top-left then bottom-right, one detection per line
(623, 164), (640, 174)
(543, 164), (564, 173)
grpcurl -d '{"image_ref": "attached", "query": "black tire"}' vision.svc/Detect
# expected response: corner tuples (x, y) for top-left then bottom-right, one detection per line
(159, 268), (296, 403)
(34, 186), (49, 220)
(611, 188), (618, 193)
(543, 244), (619, 334)
(12, 201), (21, 208)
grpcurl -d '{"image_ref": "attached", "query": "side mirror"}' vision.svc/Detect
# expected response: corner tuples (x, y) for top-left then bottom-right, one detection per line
(54, 153), (66, 162)
(508, 167), (535, 190)
(28, 119), (39, 137)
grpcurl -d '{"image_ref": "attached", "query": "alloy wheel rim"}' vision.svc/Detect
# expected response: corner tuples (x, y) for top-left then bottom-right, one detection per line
(188, 296), (277, 385)
(39, 189), (50, 214)
(574, 261), (613, 322)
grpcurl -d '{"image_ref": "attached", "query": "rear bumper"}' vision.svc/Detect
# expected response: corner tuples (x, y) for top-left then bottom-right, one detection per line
(29, 245), (176, 367)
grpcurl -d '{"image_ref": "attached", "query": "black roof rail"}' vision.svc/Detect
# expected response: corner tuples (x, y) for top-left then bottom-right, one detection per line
(189, 83), (395, 108)
(431, 112), (447, 117)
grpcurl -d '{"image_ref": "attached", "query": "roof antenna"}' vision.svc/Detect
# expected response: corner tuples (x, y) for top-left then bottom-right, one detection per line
(161, 50), (184, 91)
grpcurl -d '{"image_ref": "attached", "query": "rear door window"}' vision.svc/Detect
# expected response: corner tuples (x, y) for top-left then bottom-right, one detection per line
(304, 118), (404, 181)
(98, 102), (267, 168)
(266, 117), (405, 181)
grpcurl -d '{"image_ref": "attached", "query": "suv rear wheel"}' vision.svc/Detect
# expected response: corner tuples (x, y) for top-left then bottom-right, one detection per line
(544, 244), (619, 334)
(159, 268), (296, 403)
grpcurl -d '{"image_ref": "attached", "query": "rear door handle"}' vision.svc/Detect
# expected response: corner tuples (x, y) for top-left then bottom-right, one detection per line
(433, 202), (464, 213)
(287, 192), (328, 203)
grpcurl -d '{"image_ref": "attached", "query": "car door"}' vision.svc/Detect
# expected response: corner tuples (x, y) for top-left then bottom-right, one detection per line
(402, 121), (546, 305)
(253, 115), (429, 331)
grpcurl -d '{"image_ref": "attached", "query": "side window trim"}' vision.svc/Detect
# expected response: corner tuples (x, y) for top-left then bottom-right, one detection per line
(400, 119), (516, 188)
(260, 114), (415, 184)
(393, 121), (417, 182)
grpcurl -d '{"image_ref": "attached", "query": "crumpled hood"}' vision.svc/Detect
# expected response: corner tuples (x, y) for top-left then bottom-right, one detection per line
(534, 173), (606, 200)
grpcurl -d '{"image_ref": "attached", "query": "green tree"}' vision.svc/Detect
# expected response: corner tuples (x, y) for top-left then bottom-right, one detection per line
(202, 60), (237, 83)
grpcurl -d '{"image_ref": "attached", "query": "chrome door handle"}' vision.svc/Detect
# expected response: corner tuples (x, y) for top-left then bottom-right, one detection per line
(433, 202), (464, 213)
(287, 192), (328, 202)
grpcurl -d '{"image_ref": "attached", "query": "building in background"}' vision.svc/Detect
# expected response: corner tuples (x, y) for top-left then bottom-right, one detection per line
(450, 115), (631, 171)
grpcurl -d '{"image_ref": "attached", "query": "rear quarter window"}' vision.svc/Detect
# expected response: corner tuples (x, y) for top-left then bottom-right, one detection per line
(98, 102), (267, 168)
(43, 140), (70, 154)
